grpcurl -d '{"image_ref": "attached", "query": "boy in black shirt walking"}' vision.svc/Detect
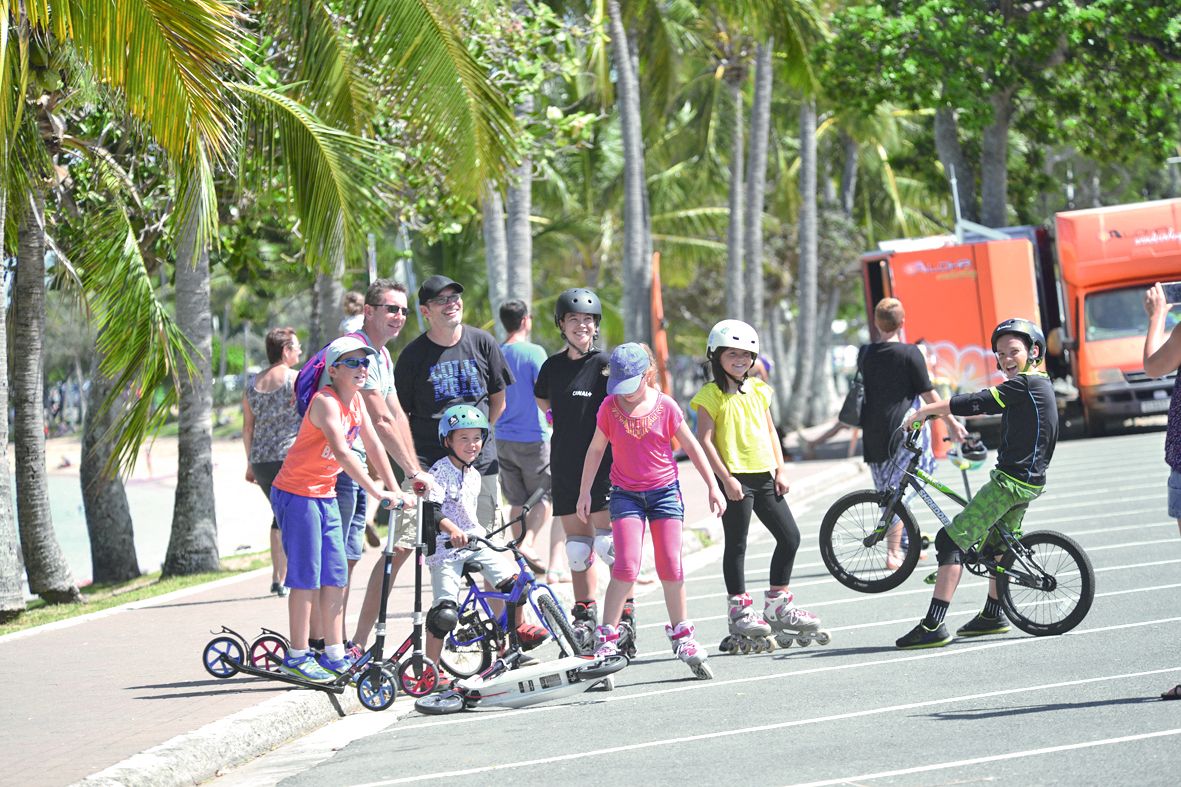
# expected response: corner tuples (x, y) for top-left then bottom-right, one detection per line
(896, 318), (1059, 649)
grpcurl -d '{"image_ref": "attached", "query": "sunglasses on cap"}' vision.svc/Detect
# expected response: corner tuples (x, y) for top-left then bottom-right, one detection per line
(332, 357), (370, 369)
(370, 303), (409, 316)
(427, 293), (462, 306)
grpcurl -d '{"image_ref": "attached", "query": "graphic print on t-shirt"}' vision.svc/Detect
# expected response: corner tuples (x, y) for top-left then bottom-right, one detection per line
(429, 358), (487, 403)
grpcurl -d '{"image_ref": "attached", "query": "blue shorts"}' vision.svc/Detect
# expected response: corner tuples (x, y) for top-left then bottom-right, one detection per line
(1169, 469), (1181, 519)
(335, 472), (368, 561)
(271, 488), (348, 590)
(609, 481), (684, 522)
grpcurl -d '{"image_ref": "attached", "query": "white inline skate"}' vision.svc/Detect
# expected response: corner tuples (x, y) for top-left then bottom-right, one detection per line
(719, 593), (774, 654)
(665, 620), (714, 679)
(764, 590), (831, 649)
(571, 600), (598, 654)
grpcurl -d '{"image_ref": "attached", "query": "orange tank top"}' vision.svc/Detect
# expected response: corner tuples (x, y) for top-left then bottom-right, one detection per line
(272, 387), (364, 498)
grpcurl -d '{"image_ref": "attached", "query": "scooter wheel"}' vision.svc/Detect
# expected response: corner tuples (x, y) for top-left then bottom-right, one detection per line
(397, 656), (440, 698)
(575, 653), (629, 680)
(203, 635), (244, 678)
(357, 666), (397, 711)
(415, 690), (465, 715)
(249, 634), (287, 673)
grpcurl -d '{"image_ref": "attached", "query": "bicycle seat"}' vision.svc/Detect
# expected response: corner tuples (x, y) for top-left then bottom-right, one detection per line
(461, 559), (485, 575)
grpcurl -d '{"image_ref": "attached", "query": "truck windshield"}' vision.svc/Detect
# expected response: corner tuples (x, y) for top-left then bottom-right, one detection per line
(1084, 286), (1181, 341)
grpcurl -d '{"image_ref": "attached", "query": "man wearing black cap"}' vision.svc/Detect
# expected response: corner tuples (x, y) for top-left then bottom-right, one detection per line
(394, 275), (514, 532)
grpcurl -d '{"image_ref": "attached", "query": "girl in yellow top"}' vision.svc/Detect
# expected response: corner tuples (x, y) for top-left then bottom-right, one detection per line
(690, 320), (825, 652)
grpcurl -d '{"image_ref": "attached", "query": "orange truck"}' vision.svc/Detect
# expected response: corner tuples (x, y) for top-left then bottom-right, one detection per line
(860, 197), (1181, 436)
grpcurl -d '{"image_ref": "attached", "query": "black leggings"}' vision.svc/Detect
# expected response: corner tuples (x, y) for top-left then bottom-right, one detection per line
(721, 471), (801, 595)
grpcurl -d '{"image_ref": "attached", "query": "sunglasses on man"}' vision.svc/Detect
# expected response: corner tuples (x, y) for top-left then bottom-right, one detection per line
(427, 293), (462, 306)
(333, 357), (370, 369)
(369, 303), (409, 316)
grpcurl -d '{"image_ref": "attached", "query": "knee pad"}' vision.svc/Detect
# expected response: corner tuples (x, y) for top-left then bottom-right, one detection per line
(934, 529), (964, 567)
(426, 600), (458, 638)
(566, 536), (595, 573)
(593, 528), (615, 567)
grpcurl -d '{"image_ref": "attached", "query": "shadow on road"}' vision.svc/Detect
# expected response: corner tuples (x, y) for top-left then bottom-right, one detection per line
(925, 695), (1159, 720)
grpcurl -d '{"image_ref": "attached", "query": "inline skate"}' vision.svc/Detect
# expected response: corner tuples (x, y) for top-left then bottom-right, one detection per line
(764, 590), (831, 648)
(719, 593), (774, 654)
(618, 598), (638, 658)
(665, 620), (713, 679)
(571, 600), (598, 654)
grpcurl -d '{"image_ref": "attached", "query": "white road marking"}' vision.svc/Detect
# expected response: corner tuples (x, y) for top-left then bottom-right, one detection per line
(350, 667), (1181, 785)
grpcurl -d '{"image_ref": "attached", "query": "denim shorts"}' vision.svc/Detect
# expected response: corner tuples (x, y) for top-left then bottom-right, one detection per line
(1168, 469), (1181, 519)
(335, 472), (368, 561)
(609, 481), (684, 522)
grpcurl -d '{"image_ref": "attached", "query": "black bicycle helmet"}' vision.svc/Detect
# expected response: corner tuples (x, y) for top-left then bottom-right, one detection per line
(991, 317), (1045, 361)
(961, 437), (988, 462)
(554, 288), (602, 327)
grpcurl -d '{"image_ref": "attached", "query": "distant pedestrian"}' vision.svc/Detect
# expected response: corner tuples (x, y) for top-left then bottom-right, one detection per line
(242, 327), (302, 597)
(339, 291), (364, 334)
(495, 299), (553, 572)
(1142, 282), (1181, 701)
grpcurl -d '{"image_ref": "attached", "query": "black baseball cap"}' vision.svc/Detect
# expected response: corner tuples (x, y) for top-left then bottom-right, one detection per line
(418, 274), (465, 305)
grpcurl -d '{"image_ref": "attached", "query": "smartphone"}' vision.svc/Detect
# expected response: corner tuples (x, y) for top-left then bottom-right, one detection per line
(1162, 281), (1181, 305)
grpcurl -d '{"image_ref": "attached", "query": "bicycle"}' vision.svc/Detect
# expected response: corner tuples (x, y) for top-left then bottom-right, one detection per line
(818, 420), (1096, 636)
(438, 498), (584, 679)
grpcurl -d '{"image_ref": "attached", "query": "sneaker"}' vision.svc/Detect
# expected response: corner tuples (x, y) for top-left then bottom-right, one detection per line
(345, 641), (366, 663)
(895, 621), (952, 650)
(956, 613), (1010, 637)
(516, 623), (549, 651)
(280, 653), (336, 682)
(269, 581), (288, 597)
(316, 652), (354, 679)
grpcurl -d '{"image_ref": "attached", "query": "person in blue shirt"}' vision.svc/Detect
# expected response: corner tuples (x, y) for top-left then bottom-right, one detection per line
(495, 299), (553, 572)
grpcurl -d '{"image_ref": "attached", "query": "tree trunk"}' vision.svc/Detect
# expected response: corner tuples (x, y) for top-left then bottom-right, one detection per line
(14, 190), (81, 603)
(482, 183), (508, 338)
(81, 352), (140, 584)
(786, 99), (819, 430)
(725, 76), (745, 320)
(164, 181), (220, 576)
(0, 184), (27, 620)
(933, 105), (977, 223)
(839, 131), (859, 218)
(806, 282), (841, 424)
(744, 41), (773, 335)
(980, 91), (1013, 228)
(608, 0), (652, 345)
(307, 275), (323, 352)
(766, 299), (794, 424)
(505, 96), (533, 308)
(316, 262), (343, 341)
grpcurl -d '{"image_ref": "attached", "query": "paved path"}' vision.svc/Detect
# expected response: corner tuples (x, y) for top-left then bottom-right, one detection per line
(0, 431), (865, 787)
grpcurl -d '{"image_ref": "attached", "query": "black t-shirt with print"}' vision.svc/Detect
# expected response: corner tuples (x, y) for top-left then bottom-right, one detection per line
(861, 342), (933, 463)
(535, 349), (612, 494)
(394, 326), (513, 474)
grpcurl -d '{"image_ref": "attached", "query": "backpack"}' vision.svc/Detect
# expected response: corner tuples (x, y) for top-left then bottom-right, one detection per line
(293, 331), (388, 416)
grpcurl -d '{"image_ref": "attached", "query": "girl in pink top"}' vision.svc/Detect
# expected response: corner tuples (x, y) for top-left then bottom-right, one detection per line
(577, 343), (725, 680)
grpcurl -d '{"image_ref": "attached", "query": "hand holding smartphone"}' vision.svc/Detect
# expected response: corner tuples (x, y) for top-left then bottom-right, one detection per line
(1161, 281), (1181, 305)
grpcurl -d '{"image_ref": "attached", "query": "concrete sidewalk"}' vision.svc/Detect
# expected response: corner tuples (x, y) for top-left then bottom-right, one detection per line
(1, 442), (866, 787)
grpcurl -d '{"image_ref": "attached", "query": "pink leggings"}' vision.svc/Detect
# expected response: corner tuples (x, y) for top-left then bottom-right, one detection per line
(611, 517), (684, 582)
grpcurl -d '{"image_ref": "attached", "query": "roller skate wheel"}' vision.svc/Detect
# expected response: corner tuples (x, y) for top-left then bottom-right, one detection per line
(719, 636), (735, 654)
(738, 639), (752, 655)
(795, 637), (813, 647)
(692, 661), (715, 680)
(815, 631), (832, 646)
(775, 633), (794, 649)
(757, 637), (775, 653)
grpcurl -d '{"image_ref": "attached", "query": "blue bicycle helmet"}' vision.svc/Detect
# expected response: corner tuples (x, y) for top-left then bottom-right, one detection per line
(438, 404), (489, 445)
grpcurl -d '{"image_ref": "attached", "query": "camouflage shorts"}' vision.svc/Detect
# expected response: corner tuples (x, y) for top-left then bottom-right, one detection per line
(945, 469), (1043, 553)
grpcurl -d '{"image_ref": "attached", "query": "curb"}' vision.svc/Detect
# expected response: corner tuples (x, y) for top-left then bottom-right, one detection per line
(71, 684), (388, 787)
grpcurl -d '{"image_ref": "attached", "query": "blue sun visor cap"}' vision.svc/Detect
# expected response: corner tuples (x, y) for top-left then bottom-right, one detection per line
(325, 336), (378, 367)
(607, 343), (650, 395)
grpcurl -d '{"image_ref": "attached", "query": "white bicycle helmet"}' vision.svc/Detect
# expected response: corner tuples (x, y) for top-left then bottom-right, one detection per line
(707, 319), (760, 357)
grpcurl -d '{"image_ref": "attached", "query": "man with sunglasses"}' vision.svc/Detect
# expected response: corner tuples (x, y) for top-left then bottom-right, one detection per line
(394, 275), (514, 539)
(340, 278), (436, 654)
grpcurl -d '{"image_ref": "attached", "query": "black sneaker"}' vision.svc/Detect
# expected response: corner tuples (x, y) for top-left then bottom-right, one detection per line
(895, 621), (952, 650)
(955, 613), (1010, 637)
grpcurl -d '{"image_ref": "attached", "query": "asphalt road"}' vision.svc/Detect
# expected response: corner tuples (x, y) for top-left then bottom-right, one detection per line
(218, 430), (1181, 787)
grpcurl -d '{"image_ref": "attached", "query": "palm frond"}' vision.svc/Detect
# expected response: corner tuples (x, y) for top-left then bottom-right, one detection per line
(64, 0), (242, 161)
(352, 0), (517, 196)
(232, 81), (390, 271)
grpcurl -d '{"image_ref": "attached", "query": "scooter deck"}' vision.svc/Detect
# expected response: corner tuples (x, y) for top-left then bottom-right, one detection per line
(218, 655), (351, 694)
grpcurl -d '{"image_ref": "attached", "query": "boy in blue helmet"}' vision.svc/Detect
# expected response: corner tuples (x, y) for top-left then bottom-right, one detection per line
(896, 318), (1059, 649)
(422, 405), (547, 677)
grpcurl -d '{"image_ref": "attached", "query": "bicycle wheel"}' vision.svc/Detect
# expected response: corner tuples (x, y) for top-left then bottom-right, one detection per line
(819, 490), (921, 593)
(997, 530), (1095, 636)
(441, 604), (495, 678)
(537, 592), (582, 656)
